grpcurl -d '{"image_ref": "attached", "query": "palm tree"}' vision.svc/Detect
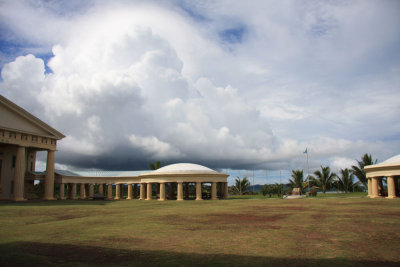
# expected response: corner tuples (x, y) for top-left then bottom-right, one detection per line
(149, 161), (163, 170)
(233, 177), (250, 195)
(337, 168), (358, 193)
(351, 154), (377, 188)
(289, 170), (304, 192)
(310, 166), (337, 194)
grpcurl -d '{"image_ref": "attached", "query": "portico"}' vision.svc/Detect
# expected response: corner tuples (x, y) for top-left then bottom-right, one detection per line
(365, 155), (400, 199)
(0, 95), (65, 201)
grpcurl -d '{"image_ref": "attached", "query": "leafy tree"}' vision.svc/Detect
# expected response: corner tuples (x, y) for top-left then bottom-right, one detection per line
(233, 177), (250, 195)
(310, 166), (337, 194)
(149, 161), (163, 170)
(351, 154), (377, 188)
(261, 183), (283, 197)
(337, 168), (358, 193)
(289, 170), (305, 192)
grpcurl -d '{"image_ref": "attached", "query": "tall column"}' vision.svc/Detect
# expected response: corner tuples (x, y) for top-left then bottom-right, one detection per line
(115, 184), (121, 200)
(177, 182), (183, 201)
(13, 146), (26, 201)
(80, 183), (86, 199)
(223, 182), (229, 199)
(371, 177), (379, 198)
(159, 182), (166, 201)
(71, 183), (77, 199)
(127, 184), (133, 200)
(133, 184), (138, 199)
(146, 183), (152, 200)
(367, 178), (372, 197)
(196, 182), (203, 200)
(211, 182), (217, 200)
(59, 183), (65, 200)
(99, 184), (104, 195)
(107, 184), (113, 200)
(43, 150), (55, 200)
(140, 183), (146, 200)
(387, 176), (397, 199)
(89, 184), (94, 199)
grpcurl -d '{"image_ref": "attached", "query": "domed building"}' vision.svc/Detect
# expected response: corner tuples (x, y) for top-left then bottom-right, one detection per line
(139, 163), (229, 201)
(365, 155), (400, 198)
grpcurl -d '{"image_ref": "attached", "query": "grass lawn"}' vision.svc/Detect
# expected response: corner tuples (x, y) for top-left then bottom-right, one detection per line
(0, 196), (399, 266)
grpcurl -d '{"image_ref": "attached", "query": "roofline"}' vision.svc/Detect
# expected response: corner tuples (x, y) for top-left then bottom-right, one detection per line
(0, 94), (65, 140)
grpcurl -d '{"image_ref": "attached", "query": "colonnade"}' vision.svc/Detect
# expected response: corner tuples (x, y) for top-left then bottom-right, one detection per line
(13, 147), (55, 201)
(57, 181), (229, 201)
(368, 176), (399, 199)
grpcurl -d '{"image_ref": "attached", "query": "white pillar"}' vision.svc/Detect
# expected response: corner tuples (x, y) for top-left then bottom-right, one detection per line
(115, 184), (121, 200)
(159, 183), (166, 201)
(224, 182), (229, 199)
(43, 150), (55, 200)
(140, 183), (146, 200)
(177, 182), (183, 201)
(80, 183), (86, 199)
(146, 183), (152, 200)
(367, 178), (372, 197)
(196, 182), (203, 200)
(13, 146), (26, 201)
(71, 183), (77, 199)
(127, 184), (133, 200)
(211, 182), (217, 200)
(89, 184), (94, 199)
(371, 177), (380, 198)
(107, 184), (113, 200)
(387, 176), (397, 199)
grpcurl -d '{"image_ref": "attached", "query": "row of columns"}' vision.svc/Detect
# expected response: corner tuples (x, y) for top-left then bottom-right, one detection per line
(13, 146), (55, 201)
(58, 182), (229, 201)
(141, 182), (229, 201)
(368, 176), (399, 199)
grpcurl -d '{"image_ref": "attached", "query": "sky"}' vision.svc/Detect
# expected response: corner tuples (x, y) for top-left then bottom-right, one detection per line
(1, 0), (399, 184)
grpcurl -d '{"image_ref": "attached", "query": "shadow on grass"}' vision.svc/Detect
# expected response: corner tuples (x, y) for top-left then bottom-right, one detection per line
(0, 242), (398, 267)
(0, 199), (121, 207)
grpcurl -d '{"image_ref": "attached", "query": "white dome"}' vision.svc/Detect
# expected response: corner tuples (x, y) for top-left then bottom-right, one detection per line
(153, 163), (218, 174)
(382, 154), (400, 164)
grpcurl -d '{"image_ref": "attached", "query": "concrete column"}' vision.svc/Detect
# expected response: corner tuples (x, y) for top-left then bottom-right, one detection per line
(71, 184), (77, 199)
(387, 176), (397, 199)
(89, 184), (94, 199)
(140, 183), (146, 200)
(177, 182), (183, 201)
(371, 177), (380, 198)
(133, 184), (138, 199)
(196, 182), (203, 200)
(127, 184), (133, 200)
(159, 183), (166, 201)
(367, 178), (372, 197)
(59, 183), (65, 200)
(107, 184), (113, 200)
(211, 182), (217, 200)
(80, 183), (86, 199)
(146, 183), (152, 200)
(115, 184), (121, 200)
(223, 182), (229, 199)
(99, 184), (104, 195)
(43, 150), (55, 200)
(13, 146), (26, 201)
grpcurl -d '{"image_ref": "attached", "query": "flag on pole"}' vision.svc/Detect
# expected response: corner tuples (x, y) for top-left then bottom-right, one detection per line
(303, 148), (308, 154)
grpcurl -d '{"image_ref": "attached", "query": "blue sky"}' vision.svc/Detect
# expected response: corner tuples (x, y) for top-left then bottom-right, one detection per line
(1, 0), (399, 184)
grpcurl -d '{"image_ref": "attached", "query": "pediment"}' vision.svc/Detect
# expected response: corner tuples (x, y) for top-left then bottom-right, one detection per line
(0, 95), (65, 139)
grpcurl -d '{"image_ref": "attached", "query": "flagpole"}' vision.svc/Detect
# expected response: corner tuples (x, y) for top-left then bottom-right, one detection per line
(306, 150), (310, 193)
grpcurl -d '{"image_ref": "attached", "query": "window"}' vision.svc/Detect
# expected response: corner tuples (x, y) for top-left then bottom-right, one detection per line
(12, 155), (16, 168)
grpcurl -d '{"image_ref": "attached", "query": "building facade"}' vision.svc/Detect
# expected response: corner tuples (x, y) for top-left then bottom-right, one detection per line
(0, 95), (65, 200)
